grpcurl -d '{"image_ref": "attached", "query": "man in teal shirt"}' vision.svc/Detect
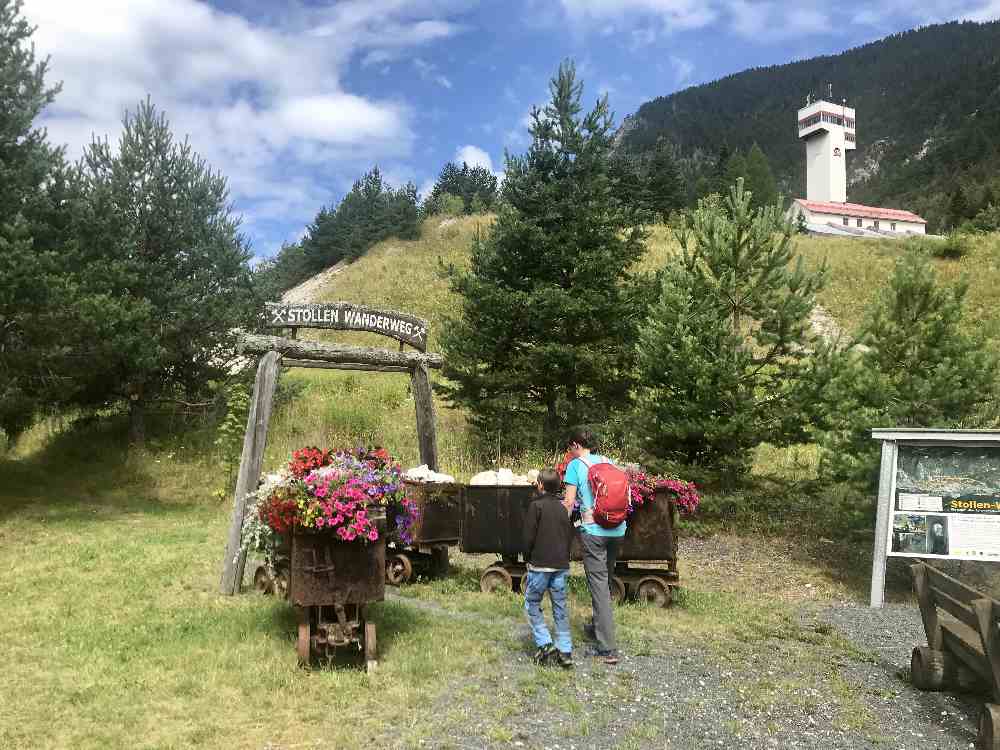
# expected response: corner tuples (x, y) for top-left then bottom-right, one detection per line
(562, 426), (624, 664)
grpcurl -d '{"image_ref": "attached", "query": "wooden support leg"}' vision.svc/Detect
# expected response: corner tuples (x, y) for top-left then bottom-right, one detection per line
(973, 599), (1000, 702)
(410, 363), (438, 472)
(219, 350), (282, 595)
(912, 563), (943, 650)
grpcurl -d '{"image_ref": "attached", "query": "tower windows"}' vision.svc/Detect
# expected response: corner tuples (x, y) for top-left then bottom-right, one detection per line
(873, 220), (880, 229)
(891, 222), (896, 231)
(843, 216), (849, 226)
(857, 218), (862, 227)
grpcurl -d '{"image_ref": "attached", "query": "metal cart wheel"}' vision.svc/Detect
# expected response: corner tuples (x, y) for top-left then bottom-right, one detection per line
(253, 566), (273, 594)
(364, 617), (378, 673)
(978, 703), (1000, 750)
(635, 576), (672, 608)
(296, 606), (312, 666)
(430, 545), (450, 577)
(480, 565), (514, 594)
(609, 575), (626, 605)
(386, 553), (413, 585)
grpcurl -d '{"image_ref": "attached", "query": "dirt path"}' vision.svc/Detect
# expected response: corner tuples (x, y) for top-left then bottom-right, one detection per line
(280, 260), (347, 303)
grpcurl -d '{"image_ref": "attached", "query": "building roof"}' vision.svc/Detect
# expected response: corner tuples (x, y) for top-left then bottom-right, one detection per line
(795, 198), (926, 224)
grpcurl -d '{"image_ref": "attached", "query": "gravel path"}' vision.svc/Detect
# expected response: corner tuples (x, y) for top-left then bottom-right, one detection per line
(392, 593), (985, 749)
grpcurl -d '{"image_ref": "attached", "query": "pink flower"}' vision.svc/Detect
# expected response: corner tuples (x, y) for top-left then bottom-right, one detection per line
(315, 517), (325, 528)
(367, 529), (378, 541)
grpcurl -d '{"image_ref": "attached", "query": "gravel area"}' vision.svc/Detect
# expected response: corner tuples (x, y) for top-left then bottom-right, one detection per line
(397, 595), (986, 749)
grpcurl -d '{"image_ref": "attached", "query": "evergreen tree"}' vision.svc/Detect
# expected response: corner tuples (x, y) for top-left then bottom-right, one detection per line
(819, 253), (998, 490)
(424, 161), (497, 216)
(440, 60), (650, 445)
(646, 139), (685, 219)
(947, 186), (970, 229)
(744, 143), (778, 209)
(634, 180), (826, 483)
(0, 0), (71, 443)
(724, 150), (747, 192)
(69, 100), (255, 444)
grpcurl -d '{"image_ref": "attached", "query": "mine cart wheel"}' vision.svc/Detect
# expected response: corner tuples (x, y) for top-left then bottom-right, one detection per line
(911, 646), (954, 691)
(364, 619), (378, 673)
(977, 703), (1000, 750)
(430, 546), (451, 578)
(609, 576), (626, 605)
(273, 566), (290, 601)
(296, 607), (312, 666)
(386, 553), (413, 585)
(480, 566), (514, 594)
(635, 576), (672, 608)
(253, 566), (273, 595)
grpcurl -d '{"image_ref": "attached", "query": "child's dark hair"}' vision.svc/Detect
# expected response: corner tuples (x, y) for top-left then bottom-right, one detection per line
(567, 426), (596, 450)
(538, 468), (561, 494)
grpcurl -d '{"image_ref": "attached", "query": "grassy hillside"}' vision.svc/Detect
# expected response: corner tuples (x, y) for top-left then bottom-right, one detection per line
(4, 220), (998, 747)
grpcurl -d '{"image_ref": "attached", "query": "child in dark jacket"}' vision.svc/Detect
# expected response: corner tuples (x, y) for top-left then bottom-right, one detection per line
(522, 468), (573, 668)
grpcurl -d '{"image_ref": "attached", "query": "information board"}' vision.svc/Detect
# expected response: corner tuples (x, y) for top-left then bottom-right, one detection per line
(870, 430), (1000, 607)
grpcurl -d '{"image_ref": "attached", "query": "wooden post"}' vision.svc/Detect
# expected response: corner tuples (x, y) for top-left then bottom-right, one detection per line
(912, 563), (943, 650)
(973, 599), (1000, 701)
(410, 363), (438, 471)
(220, 350), (282, 595)
(870, 438), (897, 608)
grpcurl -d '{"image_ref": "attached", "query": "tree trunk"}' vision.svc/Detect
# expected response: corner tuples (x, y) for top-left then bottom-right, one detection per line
(129, 395), (146, 447)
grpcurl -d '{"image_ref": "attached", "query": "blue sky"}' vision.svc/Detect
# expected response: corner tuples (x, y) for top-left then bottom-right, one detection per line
(22, 0), (1000, 260)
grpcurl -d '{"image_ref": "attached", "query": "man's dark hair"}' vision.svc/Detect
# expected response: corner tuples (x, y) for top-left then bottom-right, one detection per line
(538, 468), (562, 494)
(568, 426), (596, 450)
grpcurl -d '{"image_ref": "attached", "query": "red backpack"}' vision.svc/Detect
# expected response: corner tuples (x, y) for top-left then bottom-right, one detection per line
(580, 456), (630, 529)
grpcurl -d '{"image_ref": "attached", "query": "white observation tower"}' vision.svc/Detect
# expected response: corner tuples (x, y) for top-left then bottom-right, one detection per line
(797, 86), (855, 203)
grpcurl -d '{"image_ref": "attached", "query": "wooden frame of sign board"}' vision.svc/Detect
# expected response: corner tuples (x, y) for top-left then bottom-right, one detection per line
(870, 428), (1000, 608)
(218, 303), (443, 596)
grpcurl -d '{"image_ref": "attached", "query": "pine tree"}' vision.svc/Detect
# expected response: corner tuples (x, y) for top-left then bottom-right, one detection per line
(744, 143), (778, 209)
(440, 60), (650, 446)
(724, 150), (747, 193)
(647, 139), (685, 219)
(70, 99), (255, 444)
(948, 187), (970, 229)
(0, 0), (71, 443)
(634, 180), (826, 483)
(819, 253), (998, 489)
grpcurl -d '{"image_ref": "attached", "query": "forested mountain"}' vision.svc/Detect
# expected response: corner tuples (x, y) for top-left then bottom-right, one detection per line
(618, 20), (1000, 231)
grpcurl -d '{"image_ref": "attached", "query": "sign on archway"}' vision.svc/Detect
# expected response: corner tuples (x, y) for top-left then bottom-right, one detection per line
(219, 303), (443, 595)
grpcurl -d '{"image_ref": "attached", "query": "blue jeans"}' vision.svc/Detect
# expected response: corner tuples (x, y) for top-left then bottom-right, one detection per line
(524, 569), (572, 654)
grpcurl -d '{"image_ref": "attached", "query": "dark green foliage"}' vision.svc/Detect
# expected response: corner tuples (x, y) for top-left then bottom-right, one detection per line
(69, 100), (256, 444)
(252, 242), (309, 302)
(301, 167), (420, 269)
(423, 161), (498, 216)
(440, 60), (650, 447)
(902, 233), (972, 260)
(0, 0), (71, 443)
(646, 139), (686, 217)
(744, 144), (779, 209)
(634, 181), (826, 484)
(620, 20), (1000, 231)
(948, 187), (971, 230)
(970, 202), (1000, 233)
(818, 252), (998, 488)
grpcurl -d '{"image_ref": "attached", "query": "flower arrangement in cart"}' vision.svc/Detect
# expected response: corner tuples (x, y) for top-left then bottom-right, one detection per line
(555, 450), (701, 516)
(239, 445), (419, 563)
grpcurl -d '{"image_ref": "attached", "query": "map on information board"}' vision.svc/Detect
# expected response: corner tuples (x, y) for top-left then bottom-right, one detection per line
(889, 445), (1000, 560)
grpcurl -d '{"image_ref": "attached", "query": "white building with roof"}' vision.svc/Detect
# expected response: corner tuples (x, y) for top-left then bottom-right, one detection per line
(788, 90), (926, 236)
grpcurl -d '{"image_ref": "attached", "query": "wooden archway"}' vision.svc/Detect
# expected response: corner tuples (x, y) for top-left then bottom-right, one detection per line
(219, 303), (442, 595)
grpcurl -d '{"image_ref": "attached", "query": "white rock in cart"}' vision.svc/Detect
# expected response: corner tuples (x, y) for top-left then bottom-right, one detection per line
(469, 470), (499, 485)
(404, 464), (456, 483)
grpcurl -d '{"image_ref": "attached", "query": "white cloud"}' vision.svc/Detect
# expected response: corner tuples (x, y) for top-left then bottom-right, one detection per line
(454, 145), (495, 172)
(558, 0), (717, 30)
(22, 0), (468, 256)
(414, 57), (455, 89)
(727, 0), (830, 40)
(670, 55), (695, 86)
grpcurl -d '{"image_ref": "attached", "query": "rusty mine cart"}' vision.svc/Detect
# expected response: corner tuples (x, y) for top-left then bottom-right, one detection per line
(289, 507), (386, 671)
(461, 485), (680, 607)
(384, 481), (462, 585)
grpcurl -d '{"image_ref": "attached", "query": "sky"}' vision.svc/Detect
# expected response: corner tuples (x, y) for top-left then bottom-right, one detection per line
(21, 0), (1000, 260)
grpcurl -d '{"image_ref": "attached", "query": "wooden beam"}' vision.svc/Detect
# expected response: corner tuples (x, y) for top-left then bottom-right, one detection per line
(411, 363), (438, 472)
(285, 359), (411, 373)
(240, 334), (443, 370)
(912, 563), (943, 650)
(220, 350), (281, 595)
(973, 598), (1000, 701)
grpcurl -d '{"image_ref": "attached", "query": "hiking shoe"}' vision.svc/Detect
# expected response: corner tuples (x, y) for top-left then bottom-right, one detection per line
(533, 644), (556, 665)
(585, 646), (620, 665)
(554, 650), (574, 669)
